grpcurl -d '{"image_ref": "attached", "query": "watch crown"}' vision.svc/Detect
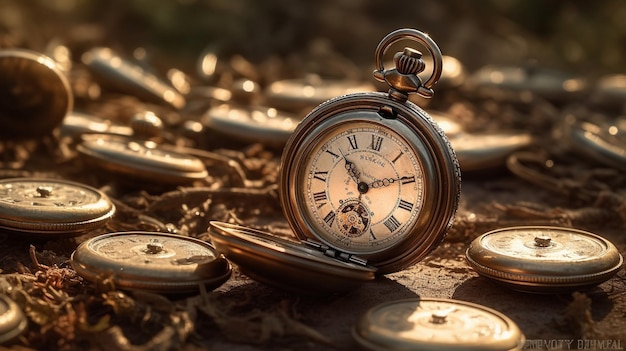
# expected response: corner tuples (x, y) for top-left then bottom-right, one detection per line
(395, 48), (426, 75)
(372, 28), (443, 102)
(374, 47), (433, 102)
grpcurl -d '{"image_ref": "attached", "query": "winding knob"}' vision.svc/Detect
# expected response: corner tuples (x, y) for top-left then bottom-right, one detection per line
(395, 48), (426, 75)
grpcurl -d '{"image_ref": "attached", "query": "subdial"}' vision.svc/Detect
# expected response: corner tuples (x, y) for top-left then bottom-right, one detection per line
(336, 199), (371, 238)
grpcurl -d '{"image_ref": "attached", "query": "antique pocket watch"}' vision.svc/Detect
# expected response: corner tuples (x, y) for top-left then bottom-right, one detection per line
(0, 177), (114, 236)
(352, 298), (524, 351)
(466, 226), (623, 293)
(71, 231), (231, 294)
(209, 28), (460, 293)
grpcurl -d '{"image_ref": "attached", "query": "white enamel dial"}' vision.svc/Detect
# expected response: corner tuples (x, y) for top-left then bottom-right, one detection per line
(301, 121), (425, 253)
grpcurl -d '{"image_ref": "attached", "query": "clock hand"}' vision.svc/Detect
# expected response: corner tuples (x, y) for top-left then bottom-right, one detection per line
(339, 148), (361, 184)
(369, 176), (413, 189)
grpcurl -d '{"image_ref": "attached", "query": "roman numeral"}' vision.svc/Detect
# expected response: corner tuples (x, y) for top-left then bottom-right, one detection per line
(369, 228), (377, 240)
(313, 171), (328, 182)
(392, 151), (403, 164)
(323, 211), (336, 227)
(400, 175), (416, 184)
(313, 191), (327, 208)
(383, 215), (401, 232)
(347, 135), (358, 150)
(398, 199), (413, 211)
(370, 135), (383, 151)
(325, 149), (339, 159)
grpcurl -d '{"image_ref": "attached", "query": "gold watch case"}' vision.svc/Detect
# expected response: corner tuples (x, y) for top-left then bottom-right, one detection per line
(0, 48), (73, 139)
(76, 134), (208, 184)
(60, 111), (133, 139)
(70, 231), (231, 294)
(352, 298), (525, 351)
(279, 29), (460, 274)
(0, 294), (27, 344)
(450, 131), (533, 172)
(0, 178), (114, 235)
(467, 64), (587, 102)
(264, 75), (376, 113)
(465, 226), (623, 293)
(202, 104), (297, 146)
(564, 119), (626, 172)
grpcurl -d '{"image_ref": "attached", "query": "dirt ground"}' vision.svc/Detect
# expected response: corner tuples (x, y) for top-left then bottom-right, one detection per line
(1, 1), (626, 350)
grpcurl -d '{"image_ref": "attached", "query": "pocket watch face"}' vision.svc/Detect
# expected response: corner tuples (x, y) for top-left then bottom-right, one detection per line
(303, 120), (425, 253)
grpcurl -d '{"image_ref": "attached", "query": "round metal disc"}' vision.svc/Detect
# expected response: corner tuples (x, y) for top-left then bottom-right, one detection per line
(0, 178), (115, 235)
(0, 48), (73, 138)
(81, 47), (185, 110)
(566, 120), (626, 172)
(591, 74), (626, 106)
(466, 226), (623, 293)
(60, 111), (133, 139)
(468, 64), (587, 101)
(265, 76), (376, 113)
(203, 104), (297, 146)
(0, 294), (27, 344)
(71, 231), (231, 293)
(353, 298), (524, 351)
(450, 131), (533, 172)
(76, 134), (208, 184)
(208, 221), (377, 295)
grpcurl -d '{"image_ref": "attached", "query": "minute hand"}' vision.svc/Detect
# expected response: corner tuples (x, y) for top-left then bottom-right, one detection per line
(369, 176), (413, 189)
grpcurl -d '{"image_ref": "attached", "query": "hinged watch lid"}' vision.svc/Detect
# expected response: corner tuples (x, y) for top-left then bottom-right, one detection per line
(353, 298), (525, 351)
(71, 231), (231, 294)
(0, 178), (114, 235)
(0, 294), (27, 344)
(465, 226), (623, 293)
(208, 221), (377, 295)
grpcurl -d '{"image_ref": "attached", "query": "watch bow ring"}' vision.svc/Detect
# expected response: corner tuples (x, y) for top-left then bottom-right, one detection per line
(373, 28), (443, 100)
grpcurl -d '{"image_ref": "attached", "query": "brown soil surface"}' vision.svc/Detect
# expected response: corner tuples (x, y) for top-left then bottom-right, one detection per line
(1, 2), (626, 351)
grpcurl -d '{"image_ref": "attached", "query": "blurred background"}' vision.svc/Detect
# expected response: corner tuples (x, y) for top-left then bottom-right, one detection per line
(3, 0), (626, 78)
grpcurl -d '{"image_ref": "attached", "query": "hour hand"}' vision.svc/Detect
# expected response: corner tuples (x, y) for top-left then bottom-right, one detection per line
(340, 149), (361, 183)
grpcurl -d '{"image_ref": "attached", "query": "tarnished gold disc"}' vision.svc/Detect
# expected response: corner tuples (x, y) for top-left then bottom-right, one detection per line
(353, 298), (524, 351)
(466, 226), (623, 293)
(76, 134), (208, 184)
(0, 178), (114, 235)
(71, 231), (231, 293)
